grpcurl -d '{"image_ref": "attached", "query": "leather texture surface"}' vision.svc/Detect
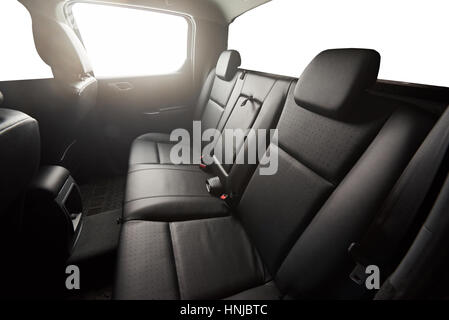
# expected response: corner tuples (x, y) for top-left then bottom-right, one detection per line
(124, 52), (292, 222)
(114, 217), (267, 300)
(0, 108), (40, 215)
(124, 73), (291, 221)
(124, 164), (229, 221)
(129, 133), (177, 166)
(215, 50), (241, 81)
(129, 51), (242, 167)
(276, 103), (435, 298)
(114, 49), (437, 300)
(114, 221), (180, 300)
(28, 165), (70, 197)
(294, 49), (380, 119)
(170, 217), (267, 299)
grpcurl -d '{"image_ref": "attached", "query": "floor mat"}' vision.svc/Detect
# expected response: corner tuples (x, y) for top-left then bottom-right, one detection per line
(69, 209), (122, 263)
(79, 176), (126, 216)
(66, 209), (122, 300)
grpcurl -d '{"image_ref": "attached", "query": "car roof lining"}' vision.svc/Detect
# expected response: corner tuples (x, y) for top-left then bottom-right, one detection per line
(19, 0), (272, 24)
(208, 0), (271, 23)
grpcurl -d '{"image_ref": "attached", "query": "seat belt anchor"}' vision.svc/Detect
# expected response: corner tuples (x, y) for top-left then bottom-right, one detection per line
(348, 242), (369, 286)
(241, 95), (254, 107)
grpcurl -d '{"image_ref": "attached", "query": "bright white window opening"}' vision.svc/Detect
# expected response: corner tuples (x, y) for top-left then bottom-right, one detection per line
(0, 0), (53, 81)
(72, 3), (189, 78)
(229, 0), (449, 87)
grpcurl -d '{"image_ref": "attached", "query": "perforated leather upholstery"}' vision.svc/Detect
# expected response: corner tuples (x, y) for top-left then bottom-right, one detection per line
(114, 49), (436, 300)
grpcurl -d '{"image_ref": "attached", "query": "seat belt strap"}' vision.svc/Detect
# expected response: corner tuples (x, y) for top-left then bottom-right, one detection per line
(349, 105), (449, 284)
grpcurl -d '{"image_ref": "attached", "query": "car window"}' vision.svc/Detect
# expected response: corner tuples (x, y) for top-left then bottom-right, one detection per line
(229, 0), (449, 87)
(72, 3), (189, 78)
(0, 0), (53, 81)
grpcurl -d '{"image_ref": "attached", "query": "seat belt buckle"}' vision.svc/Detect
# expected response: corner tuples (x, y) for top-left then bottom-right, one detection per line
(241, 95), (254, 107)
(199, 156), (207, 169)
(350, 263), (368, 286)
(220, 194), (228, 200)
(206, 176), (224, 197)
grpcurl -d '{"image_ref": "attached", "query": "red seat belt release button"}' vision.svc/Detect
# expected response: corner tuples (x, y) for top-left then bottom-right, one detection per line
(220, 194), (228, 200)
(200, 156), (207, 169)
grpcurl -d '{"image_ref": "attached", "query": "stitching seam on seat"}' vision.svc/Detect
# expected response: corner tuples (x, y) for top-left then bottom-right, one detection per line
(0, 118), (31, 135)
(209, 97), (225, 109)
(257, 78), (277, 103)
(222, 73), (240, 106)
(128, 167), (203, 174)
(156, 143), (161, 163)
(125, 194), (213, 204)
(277, 144), (335, 187)
(215, 76), (246, 133)
(167, 223), (182, 300)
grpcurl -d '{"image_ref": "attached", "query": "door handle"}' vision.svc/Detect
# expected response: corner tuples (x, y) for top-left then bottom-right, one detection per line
(142, 106), (189, 116)
(108, 82), (133, 91)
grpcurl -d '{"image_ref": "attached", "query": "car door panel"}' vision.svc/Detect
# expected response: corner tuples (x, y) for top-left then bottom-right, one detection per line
(96, 68), (195, 140)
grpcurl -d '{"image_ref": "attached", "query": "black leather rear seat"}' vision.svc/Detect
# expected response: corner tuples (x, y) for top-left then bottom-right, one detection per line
(129, 50), (242, 167)
(124, 72), (291, 222)
(114, 49), (436, 299)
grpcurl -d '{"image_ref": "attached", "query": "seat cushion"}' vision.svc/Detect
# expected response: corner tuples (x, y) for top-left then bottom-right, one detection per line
(129, 133), (178, 166)
(124, 164), (229, 221)
(114, 217), (268, 300)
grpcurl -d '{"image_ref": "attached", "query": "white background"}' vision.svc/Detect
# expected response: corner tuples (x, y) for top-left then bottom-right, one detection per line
(73, 3), (188, 78)
(229, 0), (449, 86)
(0, 0), (53, 80)
(0, 0), (448, 87)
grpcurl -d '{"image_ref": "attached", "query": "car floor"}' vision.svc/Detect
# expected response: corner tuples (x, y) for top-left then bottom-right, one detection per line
(65, 175), (126, 300)
(79, 176), (126, 216)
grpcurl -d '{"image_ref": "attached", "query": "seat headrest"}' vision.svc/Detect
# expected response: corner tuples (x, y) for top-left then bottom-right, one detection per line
(215, 50), (241, 81)
(294, 49), (380, 119)
(33, 18), (92, 80)
(0, 109), (40, 215)
(0, 91), (3, 105)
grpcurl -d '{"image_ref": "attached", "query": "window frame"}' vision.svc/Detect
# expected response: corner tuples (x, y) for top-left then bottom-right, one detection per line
(65, 1), (195, 79)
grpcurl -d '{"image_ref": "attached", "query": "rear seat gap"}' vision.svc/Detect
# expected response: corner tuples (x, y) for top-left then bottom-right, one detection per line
(167, 222), (183, 300)
(128, 167), (204, 174)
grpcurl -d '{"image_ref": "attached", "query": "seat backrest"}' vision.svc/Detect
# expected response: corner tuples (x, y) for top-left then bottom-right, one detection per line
(0, 97), (40, 296)
(194, 50), (242, 132)
(209, 72), (292, 196)
(235, 49), (436, 298)
(0, 105), (40, 215)
(32, 17), (97, 163)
